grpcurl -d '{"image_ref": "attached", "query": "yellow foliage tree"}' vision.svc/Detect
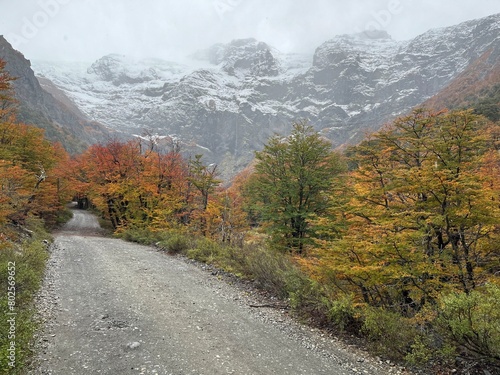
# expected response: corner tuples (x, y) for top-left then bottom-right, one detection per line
(310, 110), (500, 313)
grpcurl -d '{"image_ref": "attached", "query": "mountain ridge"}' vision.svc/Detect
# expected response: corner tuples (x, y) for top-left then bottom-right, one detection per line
(6, 13), (500, 177)
(0, 36), (110, 153)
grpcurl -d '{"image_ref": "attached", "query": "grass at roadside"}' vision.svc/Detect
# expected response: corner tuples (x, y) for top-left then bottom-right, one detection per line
(0, 218), (52, 374)
(0, 208), (74, 374)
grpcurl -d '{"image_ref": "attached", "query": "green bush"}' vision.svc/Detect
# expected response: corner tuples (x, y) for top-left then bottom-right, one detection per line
(159, 233), (191, 254)
(53, 208), (73, 228)
(243, 245), (298, 298)
(119, 227), (158, 244)
(187, 237), (222, 263)
(288, 276), (331, 325)
(361, 306), (419, 361)
(436, 284), (500, 367)
(327, 293), (358, 332)
(404, 334), (456, 366)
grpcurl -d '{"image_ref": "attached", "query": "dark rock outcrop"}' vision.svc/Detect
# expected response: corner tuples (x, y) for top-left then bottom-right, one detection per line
(0, 36), (109, 153)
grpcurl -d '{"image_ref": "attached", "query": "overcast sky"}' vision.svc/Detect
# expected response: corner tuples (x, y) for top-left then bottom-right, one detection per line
(1, 0), (499, 62)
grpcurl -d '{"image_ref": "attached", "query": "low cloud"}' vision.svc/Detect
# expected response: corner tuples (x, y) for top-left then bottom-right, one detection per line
(0, 0), (499, 61)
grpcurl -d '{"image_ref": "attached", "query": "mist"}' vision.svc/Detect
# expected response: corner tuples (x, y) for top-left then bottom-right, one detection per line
(1, 0), (499, 62)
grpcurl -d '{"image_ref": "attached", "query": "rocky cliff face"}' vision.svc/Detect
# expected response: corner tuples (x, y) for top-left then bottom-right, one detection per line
(0, 36), (109, 153)
(31, 14), (500, 177)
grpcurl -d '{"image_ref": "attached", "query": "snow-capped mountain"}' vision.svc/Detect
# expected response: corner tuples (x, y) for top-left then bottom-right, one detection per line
(32, 14), (500, 178)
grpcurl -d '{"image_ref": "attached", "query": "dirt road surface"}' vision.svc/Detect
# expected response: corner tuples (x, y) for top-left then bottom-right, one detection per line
(30, 210), (406, 375)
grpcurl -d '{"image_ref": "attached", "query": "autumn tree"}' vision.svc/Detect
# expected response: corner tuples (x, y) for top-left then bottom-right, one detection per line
(313, 109), (500, 312)
(73, 137), (193, 232)
(216, 166), (253, 244)
(246, 121), (345, 253)
(0, 60), (70, 231)
(78, 140), (144, 229)
(0, 59), (17, 122)
(139, 144), (188, 230)
(186, 154), (221, 235)
(0, 60), (74, 373)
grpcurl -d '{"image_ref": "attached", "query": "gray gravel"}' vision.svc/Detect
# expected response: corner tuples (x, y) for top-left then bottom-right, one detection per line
(29, 210), (410, 375)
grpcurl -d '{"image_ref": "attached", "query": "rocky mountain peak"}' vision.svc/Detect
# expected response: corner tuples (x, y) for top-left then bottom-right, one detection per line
(312, 30), (400, 69)
(87, 54), (160, 85)
(354, 29), (392, 40)
(196, 38), (282, 77)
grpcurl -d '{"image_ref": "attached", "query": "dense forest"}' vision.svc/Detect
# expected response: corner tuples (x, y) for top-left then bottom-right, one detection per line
(1, 60), (499, 373)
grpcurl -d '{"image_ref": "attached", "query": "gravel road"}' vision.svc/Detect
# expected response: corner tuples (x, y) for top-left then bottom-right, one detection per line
(30, 210), (408, 375)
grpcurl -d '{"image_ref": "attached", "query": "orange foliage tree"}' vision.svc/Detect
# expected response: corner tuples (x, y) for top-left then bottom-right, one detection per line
(0, 59), (71, 235)
(77, 140), (146, 229)
(74, 138), (202, 232)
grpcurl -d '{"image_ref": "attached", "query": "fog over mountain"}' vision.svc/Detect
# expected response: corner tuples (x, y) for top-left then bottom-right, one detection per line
(26, 13), (500, 179)
(1, 0), (500, 62)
